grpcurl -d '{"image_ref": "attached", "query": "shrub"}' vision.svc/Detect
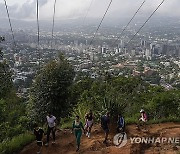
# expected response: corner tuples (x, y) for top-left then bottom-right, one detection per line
(0, 133), (35, 154)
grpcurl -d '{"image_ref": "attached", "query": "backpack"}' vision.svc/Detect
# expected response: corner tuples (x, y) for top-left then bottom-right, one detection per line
(143, 112), (148, 121)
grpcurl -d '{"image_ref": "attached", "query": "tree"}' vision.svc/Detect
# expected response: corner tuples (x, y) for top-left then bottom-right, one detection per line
(145, 90), (180, 119)
(29, 54), (75, 123)
(0, 53), (28, 141)
(0, 61), (13, 99)
(0, 36), (5, 58)
(71, 76), (149, 122)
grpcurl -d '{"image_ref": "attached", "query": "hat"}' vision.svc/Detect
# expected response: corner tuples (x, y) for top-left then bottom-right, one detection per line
(140, 109), (144, 113)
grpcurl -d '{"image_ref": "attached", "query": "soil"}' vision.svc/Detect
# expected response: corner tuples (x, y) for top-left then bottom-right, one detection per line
(20, 123), (180, 154)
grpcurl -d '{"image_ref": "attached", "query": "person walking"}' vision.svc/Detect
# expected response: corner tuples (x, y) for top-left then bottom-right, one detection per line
(33, 123), (44, 154)
(72, 115), (85, 152)
(101, 112), (110, 144)
(138, 109), (148, 130)
(45, 112), (56, 146)
(139, 109), (148, 122)
(84, 110), (94, 138)
(117, 114), (125, 133)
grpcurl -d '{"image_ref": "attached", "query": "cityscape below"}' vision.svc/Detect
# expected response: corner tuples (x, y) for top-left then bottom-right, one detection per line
(0, 17), (180, 97)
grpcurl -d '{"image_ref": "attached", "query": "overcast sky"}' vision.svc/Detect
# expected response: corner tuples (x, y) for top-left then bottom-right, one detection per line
(0, 0), (180, 20)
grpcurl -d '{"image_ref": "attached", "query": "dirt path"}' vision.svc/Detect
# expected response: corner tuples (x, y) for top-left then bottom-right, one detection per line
(20, 123), (180, 154)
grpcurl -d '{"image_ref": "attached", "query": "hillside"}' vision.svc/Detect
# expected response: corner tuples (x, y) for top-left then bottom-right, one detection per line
(20, 123), (180, 154)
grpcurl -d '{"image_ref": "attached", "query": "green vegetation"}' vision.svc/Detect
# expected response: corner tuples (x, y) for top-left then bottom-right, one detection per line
(0, 61), (29, 142)
(67, 76), (180, 125)
(28, 54), (75, 123)
(0, 60), (32, 153)
(1, 53), (180, 153)
(0, 133), (34, 154)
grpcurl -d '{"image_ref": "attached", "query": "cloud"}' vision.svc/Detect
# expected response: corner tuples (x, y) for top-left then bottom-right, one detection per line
(0, 0), (180, 20)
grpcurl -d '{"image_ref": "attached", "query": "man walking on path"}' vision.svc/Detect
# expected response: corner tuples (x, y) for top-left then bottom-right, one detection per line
(117, 114), (125, 133)
(45, 112), (56, 146)
(101, 112), (110, 144)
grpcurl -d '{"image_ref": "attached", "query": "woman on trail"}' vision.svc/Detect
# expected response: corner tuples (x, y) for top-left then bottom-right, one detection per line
(139, 109), (148, 122)
(84, 110), (94, 138)
(138, 109), (148, 130)
(72, 115), (85, 152)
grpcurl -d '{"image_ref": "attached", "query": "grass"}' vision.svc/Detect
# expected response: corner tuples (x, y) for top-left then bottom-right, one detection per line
(61, 120), (72, 129)
(125, 116), (180, 125)
(0, 133), (35, 154)
(147, 117), (180, 124)
(125, 117), (138, 125)
(61, 118), (73, 129)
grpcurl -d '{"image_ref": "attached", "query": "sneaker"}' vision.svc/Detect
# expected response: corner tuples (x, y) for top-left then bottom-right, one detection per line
(86, 132), (88, 137)
(45, 143), (49, 146)
(76, 147), (79, 152)
(103, 140), (107, 144)
(52, 141), (55, 144)
(88, 133), (91, 138)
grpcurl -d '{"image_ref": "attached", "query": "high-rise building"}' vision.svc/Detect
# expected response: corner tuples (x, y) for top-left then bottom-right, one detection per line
(145, 49), (152, 60)
(162, 44), (168, 55)
(101, 47), (106, 54)
(141, 40), (146, 47)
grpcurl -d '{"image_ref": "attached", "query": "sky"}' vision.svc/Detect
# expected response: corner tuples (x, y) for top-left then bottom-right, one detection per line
(0, 0), (180, 20)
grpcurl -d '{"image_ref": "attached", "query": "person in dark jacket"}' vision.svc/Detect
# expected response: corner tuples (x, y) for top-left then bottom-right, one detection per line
(34, 123), (44, 154)
(117, 114), (125, 133)
(101, 112), (110, 144)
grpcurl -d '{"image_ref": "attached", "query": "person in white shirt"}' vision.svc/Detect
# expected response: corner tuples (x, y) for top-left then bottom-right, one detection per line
(45, 112), (56, 146)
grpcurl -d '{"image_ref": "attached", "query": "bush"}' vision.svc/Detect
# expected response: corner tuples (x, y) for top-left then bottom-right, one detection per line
(148, 117), (180, 124)
(61, 118), (73, 129)
(70, 77), (180, 128)
(0, 133), (35, 154)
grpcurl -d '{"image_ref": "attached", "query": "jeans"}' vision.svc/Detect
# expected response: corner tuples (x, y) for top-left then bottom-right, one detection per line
(47, 126), (55, 143)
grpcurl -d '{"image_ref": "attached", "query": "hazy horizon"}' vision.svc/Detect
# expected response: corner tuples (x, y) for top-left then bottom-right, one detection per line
(0, 0), (180, 21)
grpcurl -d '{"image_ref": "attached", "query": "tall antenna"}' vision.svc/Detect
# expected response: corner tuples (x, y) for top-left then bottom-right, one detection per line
(89, 0), (113, 46)
(51, 0), (57, 49)
(82, 0), (94, 25)
(4, 0), (16, 47)
(36, 0), (41, 69)
(126, 0), (165, 46)
(112, 0), (147, 46)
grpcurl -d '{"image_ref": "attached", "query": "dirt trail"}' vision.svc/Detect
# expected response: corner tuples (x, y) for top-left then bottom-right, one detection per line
(20, 123), (180, 154)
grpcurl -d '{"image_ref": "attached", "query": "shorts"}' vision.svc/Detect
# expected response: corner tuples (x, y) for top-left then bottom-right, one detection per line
(37, 141), (43, 146)
(85, 120), (93, 128)
(139, 117), (147, 122)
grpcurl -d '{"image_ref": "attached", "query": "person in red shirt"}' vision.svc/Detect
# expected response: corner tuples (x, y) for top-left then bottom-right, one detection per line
(138, 109), (148, 130)
(139, 109), (148, 122)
